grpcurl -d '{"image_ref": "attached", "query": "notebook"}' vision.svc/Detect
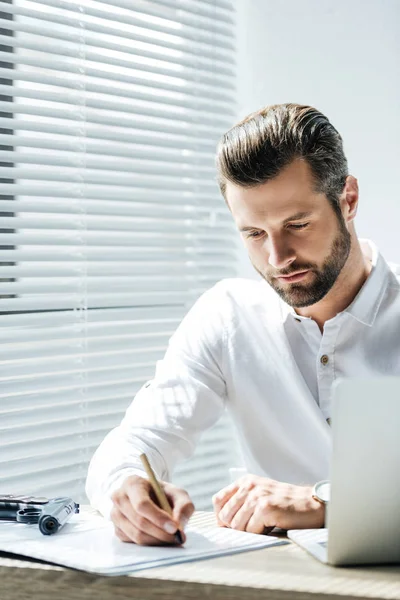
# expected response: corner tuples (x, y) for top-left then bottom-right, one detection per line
(0, 511), (286, 575)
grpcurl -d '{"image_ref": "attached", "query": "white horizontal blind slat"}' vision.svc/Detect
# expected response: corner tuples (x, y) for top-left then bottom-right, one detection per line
(0, 52), (233, 103)
(0, 35), (235, 89)
(2, 0), (235, 64)
(0, 133), (218, 162)
(0, 0), (237, 509)
(0, 67), (235, 114)
(0, 20), (235, 78)
(0, 0), (236, 54)
(0, 117), (221, 151)
(0, 151), (218, 174)
(0, 167), (220, 189)
(0, 215), (234, 233)
(0, 106), (231, 141)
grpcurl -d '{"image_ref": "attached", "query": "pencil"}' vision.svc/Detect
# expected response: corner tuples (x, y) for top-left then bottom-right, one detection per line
(139, 453), (184, 545)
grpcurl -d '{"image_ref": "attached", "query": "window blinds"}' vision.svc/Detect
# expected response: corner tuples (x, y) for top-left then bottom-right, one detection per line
(0, 0), (238, 509)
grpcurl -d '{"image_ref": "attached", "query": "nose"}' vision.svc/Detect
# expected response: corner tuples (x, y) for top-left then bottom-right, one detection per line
(266, 236), (296, 270)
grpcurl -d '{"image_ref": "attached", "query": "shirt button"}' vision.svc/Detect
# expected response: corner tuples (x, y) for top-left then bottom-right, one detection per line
(320, 354), (329, 365)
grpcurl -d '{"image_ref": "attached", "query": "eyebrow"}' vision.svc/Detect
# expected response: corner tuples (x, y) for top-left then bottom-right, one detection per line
(239, 211), (313, 232)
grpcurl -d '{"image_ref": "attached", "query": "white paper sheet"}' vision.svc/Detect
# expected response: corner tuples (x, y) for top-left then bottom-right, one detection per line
(0, 512), (286, 575)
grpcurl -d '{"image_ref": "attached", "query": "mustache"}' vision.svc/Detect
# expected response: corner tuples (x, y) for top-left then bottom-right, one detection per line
(271, 264), (316, 277)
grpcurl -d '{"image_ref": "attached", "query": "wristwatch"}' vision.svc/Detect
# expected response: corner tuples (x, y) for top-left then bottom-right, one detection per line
(312, 480), (330, 505)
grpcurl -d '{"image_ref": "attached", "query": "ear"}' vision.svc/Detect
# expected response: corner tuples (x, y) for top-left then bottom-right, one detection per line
(340, 175), (359, 223)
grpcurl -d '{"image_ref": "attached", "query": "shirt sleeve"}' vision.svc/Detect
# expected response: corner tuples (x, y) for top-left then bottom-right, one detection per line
(85, 284), (228, 518)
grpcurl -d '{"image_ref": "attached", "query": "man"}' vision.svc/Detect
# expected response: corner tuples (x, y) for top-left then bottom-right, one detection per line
(86, 103), (400, 546)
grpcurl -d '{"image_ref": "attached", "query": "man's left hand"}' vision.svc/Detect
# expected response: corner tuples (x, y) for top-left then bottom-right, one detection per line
(212, 475), (325, 533)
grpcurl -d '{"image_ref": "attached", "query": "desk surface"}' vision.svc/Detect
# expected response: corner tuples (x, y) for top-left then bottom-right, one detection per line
(1, 511), (399, 600)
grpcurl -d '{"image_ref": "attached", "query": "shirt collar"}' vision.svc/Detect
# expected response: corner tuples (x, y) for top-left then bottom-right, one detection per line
(344, 239), (389, 326)
(278, 239), (391, 327)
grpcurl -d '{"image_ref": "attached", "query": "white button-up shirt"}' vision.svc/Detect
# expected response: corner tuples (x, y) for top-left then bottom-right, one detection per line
(86, 240), (400, 517)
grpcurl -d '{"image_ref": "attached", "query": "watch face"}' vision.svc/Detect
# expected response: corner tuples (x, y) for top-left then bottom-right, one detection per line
(316, 481), (330, 503)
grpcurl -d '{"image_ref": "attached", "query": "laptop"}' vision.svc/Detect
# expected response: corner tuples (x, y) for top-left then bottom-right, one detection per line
(288, 377), (400, 566)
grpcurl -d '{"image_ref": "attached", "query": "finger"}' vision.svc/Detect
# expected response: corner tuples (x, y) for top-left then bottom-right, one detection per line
(116, 495), (180, 543)
(246, 505), (276, 534)
(114, 525), (131, 542)
(216, 514), (227, 527)
(212, 482), (239, 513)
(230, 503), (254, 532)
(123, 484), (181, 534)
(164, 485), (195, 530)
(114, 510), (179, 546)
(218, 486), (249, 526)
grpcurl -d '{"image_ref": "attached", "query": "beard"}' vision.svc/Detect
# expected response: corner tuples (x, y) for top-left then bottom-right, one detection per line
(252, 216), (352, 308)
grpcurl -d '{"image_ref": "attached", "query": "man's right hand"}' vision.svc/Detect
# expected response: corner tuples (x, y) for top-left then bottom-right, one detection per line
(110, 474), (195, 545)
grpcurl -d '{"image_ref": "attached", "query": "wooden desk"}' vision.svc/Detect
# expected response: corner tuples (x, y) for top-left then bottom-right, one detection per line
(1, 511), (399, 600)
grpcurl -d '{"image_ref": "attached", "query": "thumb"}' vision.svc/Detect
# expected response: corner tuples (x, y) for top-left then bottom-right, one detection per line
(164, 483), (195, 530)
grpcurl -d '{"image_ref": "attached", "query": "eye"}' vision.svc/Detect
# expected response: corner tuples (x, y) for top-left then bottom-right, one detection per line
(247, 230), (264, 239)
(288, 222), (309, 230)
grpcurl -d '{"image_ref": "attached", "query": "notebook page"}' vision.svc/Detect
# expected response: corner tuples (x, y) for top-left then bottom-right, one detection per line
(0, 512), (286, 575)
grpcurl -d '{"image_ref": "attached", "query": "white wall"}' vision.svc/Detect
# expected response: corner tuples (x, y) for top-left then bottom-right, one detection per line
(235, 0), (400, 278)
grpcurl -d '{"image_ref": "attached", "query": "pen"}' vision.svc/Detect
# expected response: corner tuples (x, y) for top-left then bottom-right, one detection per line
(139, 453), (184, 545)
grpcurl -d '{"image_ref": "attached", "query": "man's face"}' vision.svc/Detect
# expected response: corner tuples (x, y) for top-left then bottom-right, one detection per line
(226, 159), (351, 308)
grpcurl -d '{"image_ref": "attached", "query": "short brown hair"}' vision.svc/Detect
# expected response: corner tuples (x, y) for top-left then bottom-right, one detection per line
(216, 103), (348, 213)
